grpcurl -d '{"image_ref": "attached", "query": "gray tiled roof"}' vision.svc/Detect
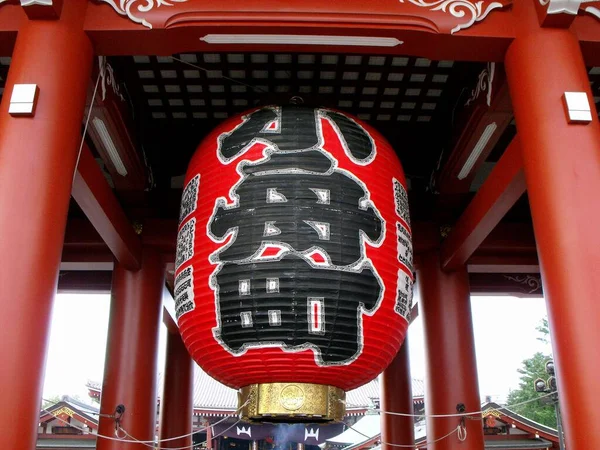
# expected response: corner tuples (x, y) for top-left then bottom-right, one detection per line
(484, 440), (552, 449)
(36, 439), (97, 449)
(192, 365), (425, 410)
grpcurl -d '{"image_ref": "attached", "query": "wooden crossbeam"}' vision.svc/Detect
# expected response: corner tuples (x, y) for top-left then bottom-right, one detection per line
(162, 284), (179, 334)
(71, 143), (142, 270)
(440, 136), (526, 271)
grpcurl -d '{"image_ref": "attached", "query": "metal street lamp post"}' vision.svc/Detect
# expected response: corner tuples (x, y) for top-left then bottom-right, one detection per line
(533, 360), (565, 450)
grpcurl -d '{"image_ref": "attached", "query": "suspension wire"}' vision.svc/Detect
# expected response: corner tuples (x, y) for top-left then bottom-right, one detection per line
(40, 397), (244, 447)
(72, 70), (102, 184)
(343, 390), (556, 419)
(40, 390), (555, 449)
(346, 423), (463, 449)
(121, 417), (243, 450)
(118, 400), (248, 445)
(168, 55), (268, 93)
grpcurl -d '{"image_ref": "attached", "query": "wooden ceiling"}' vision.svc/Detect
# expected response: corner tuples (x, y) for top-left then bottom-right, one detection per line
(108, 52), (480, 218)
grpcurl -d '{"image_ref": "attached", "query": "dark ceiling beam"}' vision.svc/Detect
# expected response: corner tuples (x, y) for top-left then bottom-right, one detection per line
(440, 136), (526, 271)
(63, 217), (539, 269)
(469, 272), (543, 297)
(468, 222), (538, 273)
(436, 65), (513, 195)
(467, 254), (539, 273)
(71, 143), (142, 270)
(57, 270), (113, 294)
(56, 270), (182, 332)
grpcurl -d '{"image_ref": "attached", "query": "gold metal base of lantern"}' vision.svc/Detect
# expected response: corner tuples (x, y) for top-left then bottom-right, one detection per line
(238, 383), (346, 422)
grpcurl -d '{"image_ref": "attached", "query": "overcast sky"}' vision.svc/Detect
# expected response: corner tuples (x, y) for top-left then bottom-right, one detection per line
(42, 292), (550, 405)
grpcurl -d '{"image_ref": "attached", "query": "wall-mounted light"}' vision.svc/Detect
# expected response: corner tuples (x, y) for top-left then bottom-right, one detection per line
(457, 122), (497, 180)
(200, 34), (403, 47)
(92, 117), (128, 176)
(9, 84), (39, 116)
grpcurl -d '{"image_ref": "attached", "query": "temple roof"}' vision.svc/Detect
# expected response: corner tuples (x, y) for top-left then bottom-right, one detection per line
(40, 396), (99, 426)
(484, 441), (552, 449)
(327, 402), (559, 450)
(192, 365), (425, 412)
(36, 438), (97, 449)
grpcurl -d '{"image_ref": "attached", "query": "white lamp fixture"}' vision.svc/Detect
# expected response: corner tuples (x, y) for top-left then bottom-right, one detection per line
(92, 117), (128, 177)
(457, 122), (497, 180)
(200, 34), (402, 47)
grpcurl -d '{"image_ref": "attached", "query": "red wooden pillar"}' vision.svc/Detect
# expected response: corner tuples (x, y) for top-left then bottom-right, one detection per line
(206, 419), (213, 450)
(418, 253), (484, 450)
(505, 2), (600, 448)
(159, 330), (194, 449)
(0, 2), (92, 449)
(97, 249), (165, 450)
(381, 338), (414, 450)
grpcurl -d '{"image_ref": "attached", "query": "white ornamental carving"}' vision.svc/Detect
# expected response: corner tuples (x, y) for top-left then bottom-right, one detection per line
(465, 62), (496, 107)
(586, 5), (600, 19)
(539, 0), (595, 15)
(98, 56), (125, 102)
(504, 275), (543, 294)
(398, 0), (507, 34)
(98, 0), (189, 29)
(0, 0), (54, 5)
(20, 0), (53, 6)
(538, 0), (600, 22)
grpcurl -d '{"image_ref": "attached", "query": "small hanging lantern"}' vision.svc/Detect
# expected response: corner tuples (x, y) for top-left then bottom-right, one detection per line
(175, 105), (413, 422)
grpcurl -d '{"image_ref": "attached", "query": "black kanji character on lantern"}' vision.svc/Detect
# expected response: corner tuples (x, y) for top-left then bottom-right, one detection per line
(210, 106), (384, 365)
(218, 106), (375, 163)
(213, 253), (382, 364)
(209, 150), (383, 266)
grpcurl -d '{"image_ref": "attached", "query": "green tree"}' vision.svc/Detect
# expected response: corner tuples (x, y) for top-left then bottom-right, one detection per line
(536, 318), (550, 344)
(505, 318), (556, 428)
(42, 395), (62, 410)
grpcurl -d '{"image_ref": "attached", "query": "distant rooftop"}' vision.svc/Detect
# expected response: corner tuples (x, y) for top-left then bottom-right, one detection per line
(192, 365), (425, 412)
(89, 365), (425, 415)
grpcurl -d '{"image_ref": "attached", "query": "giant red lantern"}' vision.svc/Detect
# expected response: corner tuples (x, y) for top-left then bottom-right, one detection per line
(175, 105), (413, 421)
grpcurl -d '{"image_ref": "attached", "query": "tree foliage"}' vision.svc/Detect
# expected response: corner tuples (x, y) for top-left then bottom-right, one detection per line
(42, 395), (62, 410)
(536, 318), (550, 344)
(505, 318), (556, 428)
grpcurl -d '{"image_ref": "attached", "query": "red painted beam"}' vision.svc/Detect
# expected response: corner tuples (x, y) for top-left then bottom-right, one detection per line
(71, 143), (142, 270)
(440, 136), (525, 271)
(83, 0), (513, 61)
(436, 65), (513, 194)
(62, 217), (539, 268)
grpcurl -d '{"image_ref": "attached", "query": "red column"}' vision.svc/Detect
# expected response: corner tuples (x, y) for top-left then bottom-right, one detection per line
(0, 2), (92, 449)
(97, 249), (165, 450)
(206, 419), (213, 450)
(418, 253), (484, 450)
(381, 338), (414, 450)
(159, 331), (194, 449)
(505, 2), (600, 448)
